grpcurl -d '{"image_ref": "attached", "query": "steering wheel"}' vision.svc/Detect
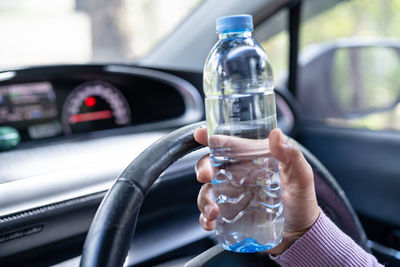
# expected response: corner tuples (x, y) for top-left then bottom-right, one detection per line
(80, 121), (369, 267)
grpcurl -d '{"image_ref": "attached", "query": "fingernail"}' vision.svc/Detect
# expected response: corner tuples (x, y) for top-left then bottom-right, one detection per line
(195, 165), (202, 177)
(209, 136), (227, 148)
(280, 132), (290, 146)
(204, 205), (213, 218)
(202, 216), (208, 224)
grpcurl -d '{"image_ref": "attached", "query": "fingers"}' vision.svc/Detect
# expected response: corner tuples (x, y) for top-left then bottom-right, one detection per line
(199, 213), (216, 231)
(268, 128), (295, 165)
(194, 128), (218, 231)
(194, 127), (208, 146)
(209, 135), (271, 160)
(195, 154), (212, 183)
(269, 128), (313, 187)
(197, 183), (219, 231)
(195, 127), (270, 157)
(197, 183), (218, 219)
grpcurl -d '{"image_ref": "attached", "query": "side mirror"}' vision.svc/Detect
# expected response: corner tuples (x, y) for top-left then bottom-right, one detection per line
(298, 38), (400, 120)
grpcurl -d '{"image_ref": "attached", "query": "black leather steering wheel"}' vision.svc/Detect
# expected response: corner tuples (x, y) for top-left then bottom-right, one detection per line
(80, 121), (369, 267)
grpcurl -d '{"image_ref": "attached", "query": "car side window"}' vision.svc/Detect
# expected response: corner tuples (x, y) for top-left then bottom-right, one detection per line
(255, 10), (289, 82)
(298, 0), (400, 131)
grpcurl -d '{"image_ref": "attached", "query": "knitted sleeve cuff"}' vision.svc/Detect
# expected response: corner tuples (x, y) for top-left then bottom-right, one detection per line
(270, 209), (382, 266)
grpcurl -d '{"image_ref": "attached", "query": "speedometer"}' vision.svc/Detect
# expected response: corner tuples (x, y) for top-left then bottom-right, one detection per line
(62, 80), (131, 134)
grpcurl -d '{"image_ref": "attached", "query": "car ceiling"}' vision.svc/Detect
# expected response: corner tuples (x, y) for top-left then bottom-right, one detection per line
(139, 0), (347, 72)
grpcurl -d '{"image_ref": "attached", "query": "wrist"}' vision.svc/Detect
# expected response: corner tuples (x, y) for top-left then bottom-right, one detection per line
(266, 208), (321, 256)
(266, 233), (303, 256)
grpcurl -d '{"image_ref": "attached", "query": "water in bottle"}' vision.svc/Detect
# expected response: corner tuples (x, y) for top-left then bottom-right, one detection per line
(203, 14), (284, 253)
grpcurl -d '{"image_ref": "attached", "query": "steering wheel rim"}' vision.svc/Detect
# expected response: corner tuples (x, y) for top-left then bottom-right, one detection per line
(80, 121), (368, 267)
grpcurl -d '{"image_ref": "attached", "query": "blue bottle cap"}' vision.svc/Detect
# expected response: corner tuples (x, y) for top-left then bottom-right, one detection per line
(216, 15), (253, 34)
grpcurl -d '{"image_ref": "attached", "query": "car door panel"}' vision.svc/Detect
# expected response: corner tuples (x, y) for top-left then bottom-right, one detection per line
(300, 125), (400, 227)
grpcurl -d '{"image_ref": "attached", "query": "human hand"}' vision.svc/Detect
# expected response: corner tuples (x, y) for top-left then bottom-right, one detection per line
(194, 127), (320, 255)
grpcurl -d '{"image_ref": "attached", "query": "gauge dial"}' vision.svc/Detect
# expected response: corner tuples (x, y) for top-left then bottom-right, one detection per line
(62, 80), (131, 134)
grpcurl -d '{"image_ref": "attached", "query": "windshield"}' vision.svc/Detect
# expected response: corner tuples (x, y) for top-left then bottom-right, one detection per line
(0, 0), (202, 68)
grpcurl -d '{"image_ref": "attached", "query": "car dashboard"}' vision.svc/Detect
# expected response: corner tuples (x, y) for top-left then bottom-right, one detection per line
(0, 64), (295, 266)
(0, 65), (202, 144)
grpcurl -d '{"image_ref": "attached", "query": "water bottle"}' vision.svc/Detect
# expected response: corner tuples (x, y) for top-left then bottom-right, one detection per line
(203, 14), (284, 253)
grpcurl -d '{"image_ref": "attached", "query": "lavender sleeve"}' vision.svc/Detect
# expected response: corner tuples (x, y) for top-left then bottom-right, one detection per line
(270, 210), (383, 266)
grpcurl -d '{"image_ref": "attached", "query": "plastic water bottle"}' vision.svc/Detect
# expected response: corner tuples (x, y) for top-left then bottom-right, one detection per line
(203, 15), (284, 253)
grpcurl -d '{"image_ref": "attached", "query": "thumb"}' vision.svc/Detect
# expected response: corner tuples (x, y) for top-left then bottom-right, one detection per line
(269, 129), (313, 187)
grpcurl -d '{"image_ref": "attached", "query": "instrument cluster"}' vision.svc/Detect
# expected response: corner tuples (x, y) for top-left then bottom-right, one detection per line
(0, 65), (203, 144)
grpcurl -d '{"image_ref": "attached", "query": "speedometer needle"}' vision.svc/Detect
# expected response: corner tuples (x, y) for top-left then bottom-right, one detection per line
(69, 110), (112, 124)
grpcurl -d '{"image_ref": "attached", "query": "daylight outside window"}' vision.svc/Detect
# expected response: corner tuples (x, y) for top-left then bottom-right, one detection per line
(0, 0), (202, 68)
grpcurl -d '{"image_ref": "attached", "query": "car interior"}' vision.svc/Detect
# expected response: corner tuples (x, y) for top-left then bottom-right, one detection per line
(1, 0), (400, 266)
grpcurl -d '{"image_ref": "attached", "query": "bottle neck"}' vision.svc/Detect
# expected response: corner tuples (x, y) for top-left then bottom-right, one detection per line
(218, 31), (252, 39)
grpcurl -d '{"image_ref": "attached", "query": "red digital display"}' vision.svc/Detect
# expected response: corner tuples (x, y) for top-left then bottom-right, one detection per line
(69, 110), (112, 124)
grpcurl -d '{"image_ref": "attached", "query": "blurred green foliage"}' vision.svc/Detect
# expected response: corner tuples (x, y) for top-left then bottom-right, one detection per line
(261, 0), (400, 131)
(301, 0), (400, 48)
